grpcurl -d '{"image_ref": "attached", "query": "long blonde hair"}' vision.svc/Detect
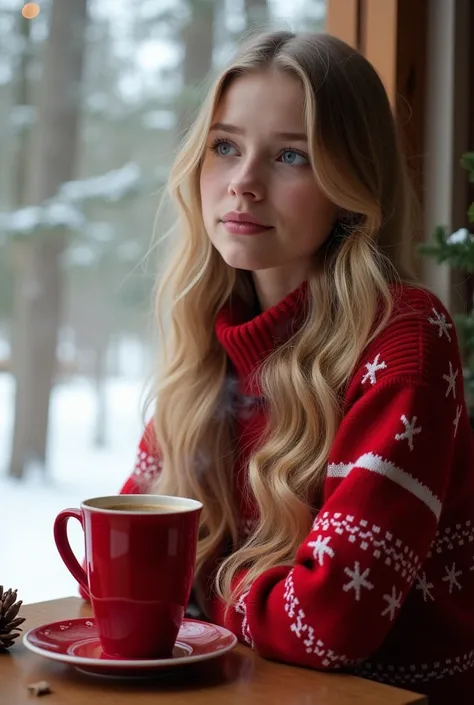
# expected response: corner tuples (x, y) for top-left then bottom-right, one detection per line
(150, 31), (416, 606)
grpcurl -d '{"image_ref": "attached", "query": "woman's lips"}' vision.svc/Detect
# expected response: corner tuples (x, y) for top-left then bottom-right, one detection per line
(221, 220), (273, 236)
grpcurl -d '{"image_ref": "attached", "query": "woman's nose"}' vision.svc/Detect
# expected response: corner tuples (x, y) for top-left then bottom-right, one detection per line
(228, 160), (265, 200)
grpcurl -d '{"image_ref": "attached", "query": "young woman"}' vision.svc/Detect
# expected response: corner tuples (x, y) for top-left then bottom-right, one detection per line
(106, 32), (474, 703)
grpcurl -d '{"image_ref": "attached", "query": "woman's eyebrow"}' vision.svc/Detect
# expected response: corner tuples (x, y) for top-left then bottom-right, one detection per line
(209, 122), (307, 141)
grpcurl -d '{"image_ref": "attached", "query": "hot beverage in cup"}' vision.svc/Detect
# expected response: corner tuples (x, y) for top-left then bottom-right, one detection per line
(103, 503), (182, 512)
(54, 494), (202, 659)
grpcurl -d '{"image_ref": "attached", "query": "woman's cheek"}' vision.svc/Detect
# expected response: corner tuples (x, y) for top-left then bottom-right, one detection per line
(280, 181), (320, 215)
(201, 163), (226, 199)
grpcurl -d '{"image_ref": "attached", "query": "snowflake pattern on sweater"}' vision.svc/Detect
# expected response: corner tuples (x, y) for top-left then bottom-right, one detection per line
(117, 285), (474, 705)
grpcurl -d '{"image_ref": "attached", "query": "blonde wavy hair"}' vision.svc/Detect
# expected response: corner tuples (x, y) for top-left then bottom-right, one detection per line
(150, 31), (417, 607)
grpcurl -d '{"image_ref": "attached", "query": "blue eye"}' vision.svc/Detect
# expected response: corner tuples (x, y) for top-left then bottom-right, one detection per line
(280, 150), (309, 166)
(211, 140), (238, 157)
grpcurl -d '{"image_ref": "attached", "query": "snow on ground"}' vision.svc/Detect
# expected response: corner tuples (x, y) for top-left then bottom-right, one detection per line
(0, 373), (147, 603)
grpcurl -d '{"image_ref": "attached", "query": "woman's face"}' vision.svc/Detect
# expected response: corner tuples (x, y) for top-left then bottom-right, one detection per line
(200, 69), (338, 279)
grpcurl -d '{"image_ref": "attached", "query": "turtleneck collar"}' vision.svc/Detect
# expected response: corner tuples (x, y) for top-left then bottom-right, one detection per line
(215, 280), (308, 395)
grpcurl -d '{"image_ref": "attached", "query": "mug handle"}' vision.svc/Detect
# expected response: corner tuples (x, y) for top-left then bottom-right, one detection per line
(53, 509), (88, 595)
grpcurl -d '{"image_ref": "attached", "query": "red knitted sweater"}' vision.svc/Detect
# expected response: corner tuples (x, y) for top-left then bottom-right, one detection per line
(118, 283), (474, 704)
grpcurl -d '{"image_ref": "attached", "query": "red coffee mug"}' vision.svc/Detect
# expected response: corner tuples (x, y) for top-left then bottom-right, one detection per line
(54, 494), (202, 659)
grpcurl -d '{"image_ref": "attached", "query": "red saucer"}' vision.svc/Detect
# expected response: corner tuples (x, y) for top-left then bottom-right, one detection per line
(23, 617), (238, 678)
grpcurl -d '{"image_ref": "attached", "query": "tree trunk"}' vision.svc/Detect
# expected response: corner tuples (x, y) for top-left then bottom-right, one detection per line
(10, 14), (32, 209)
(92, 340), (108, 448)
(89, 267), (111, 449)
(177, 0), (216, 136)
(9, 242), (36, 477)
(244, 0), (269, 29)
(8, 0), (88, 479)
(8, 15), (35, 478)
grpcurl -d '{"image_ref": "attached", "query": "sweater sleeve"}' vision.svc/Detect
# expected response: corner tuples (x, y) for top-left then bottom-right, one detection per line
(118, 420), (162, 494)
(221, 314), (465, 668)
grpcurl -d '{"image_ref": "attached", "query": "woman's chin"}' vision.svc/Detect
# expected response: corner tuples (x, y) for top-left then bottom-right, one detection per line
(217, 246), (281, 272)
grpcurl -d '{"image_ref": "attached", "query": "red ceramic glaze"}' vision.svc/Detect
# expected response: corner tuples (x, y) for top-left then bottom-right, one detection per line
(53, 495), (202, 659)
(23, 617), (237, 678)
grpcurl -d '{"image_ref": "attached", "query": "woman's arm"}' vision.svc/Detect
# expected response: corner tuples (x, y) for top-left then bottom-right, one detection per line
(218, 361), (464, 668)
(119, 421), (161, 494)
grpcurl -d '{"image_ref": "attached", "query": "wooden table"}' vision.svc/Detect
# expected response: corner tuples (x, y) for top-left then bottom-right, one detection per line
(0, 597), (427, 704)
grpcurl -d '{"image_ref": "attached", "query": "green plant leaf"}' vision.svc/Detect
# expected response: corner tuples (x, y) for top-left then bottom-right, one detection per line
(468, 203), (474, 224)
(461, 152), (474, 181)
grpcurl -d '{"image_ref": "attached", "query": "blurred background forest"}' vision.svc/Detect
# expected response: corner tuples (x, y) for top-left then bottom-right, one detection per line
(0, 0), (327, 486)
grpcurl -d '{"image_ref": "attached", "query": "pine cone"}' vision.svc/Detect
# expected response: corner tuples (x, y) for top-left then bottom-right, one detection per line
(0, 586), (25, 650)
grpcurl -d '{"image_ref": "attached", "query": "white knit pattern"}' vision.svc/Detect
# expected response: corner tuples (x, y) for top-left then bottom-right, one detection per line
(283, 572), (361, 668)
(394, 415), (422, 451)
(355, 648), (474, 684)
(311, 511), (421, 583)
(328, 452), (442, 520)
(427, 308), (453, 342)
(427, 519), (474, 558)
(453, 405), (462, 437)
(132, 451), (162, 490)
(234, 590), (254, 648)
(361, 354), (387, 385)
(442, 361), (458, 399)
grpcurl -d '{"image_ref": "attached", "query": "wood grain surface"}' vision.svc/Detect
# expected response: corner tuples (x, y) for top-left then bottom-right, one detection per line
(0, 597), (427, 705)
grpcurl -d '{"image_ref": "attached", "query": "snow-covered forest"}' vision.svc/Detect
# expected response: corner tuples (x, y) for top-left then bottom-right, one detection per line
(0, 0), (326, 601)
